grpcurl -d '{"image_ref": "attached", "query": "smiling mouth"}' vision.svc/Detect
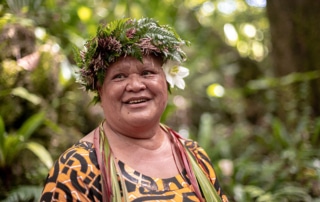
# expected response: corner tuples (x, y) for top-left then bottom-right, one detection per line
(126, 99), (149, 104)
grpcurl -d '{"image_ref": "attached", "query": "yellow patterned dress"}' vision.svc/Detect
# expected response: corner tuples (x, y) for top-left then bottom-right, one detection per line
(40, 140), (228, 201)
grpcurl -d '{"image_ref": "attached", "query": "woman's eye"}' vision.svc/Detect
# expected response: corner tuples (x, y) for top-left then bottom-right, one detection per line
(142, 70), (154, 76)
(113, 74), (126, 80)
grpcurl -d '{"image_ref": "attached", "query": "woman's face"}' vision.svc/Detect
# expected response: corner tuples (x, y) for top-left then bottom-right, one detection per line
(99, 55), (168, 133)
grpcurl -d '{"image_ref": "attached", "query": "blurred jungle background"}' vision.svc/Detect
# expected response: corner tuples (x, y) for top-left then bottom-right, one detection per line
(0, 0), (319, 201)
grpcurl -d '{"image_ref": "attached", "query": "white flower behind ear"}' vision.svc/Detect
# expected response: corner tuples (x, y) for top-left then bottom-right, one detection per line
(163, 60), (189, 89)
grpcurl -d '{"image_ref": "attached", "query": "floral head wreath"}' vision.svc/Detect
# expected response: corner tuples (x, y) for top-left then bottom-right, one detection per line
(74, 17), (190, 102)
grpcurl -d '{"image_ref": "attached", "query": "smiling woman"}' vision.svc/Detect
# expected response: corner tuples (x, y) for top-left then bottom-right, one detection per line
(40, 17), (228, 202)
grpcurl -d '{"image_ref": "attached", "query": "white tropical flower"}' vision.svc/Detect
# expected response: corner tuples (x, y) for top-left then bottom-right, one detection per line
(163, 60), (189, 89)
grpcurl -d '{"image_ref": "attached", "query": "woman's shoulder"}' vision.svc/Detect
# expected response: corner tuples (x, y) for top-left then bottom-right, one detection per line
(62, 141), (95, 155)
(183, 138), (200, 149)
(55, 141), (99, 169)
(41, 141), (102, 201)
(183, 139), (212, 162)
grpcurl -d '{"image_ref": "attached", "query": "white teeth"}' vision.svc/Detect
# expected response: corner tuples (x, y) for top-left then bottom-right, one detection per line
(128, 99), (146, 104)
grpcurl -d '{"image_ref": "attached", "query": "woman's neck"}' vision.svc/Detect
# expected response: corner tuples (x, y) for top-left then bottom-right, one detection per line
(103, 120), (166, 152)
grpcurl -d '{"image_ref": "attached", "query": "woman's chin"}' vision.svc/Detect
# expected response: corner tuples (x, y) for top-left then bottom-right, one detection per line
(124, 114), (159, 127)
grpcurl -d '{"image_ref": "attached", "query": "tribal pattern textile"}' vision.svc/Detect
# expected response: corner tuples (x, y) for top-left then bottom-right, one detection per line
(40, 140), (228, 201)
(40, 142), (102, 201)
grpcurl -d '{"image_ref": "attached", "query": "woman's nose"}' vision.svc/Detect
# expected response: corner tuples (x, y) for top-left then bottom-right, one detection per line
(125, 74), (146, 92)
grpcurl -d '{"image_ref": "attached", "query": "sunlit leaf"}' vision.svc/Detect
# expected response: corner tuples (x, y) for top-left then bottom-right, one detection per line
(11, 87), (42, 105)
(24, 142), (53, 169)
(17, 112), (45, 140)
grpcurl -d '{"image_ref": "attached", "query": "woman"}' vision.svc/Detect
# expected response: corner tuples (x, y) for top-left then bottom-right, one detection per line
(40, 17), (228, 202)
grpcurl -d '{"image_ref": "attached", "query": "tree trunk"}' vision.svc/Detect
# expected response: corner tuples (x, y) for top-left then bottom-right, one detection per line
(266, 0), (320, 122)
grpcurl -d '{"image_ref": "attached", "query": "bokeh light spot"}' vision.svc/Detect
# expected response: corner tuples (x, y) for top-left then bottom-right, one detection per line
(207, 83), (225, 97)
(77, 6), (92, 22)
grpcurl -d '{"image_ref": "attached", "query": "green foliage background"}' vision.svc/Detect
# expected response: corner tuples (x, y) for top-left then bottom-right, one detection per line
(0, 0), (319, 201)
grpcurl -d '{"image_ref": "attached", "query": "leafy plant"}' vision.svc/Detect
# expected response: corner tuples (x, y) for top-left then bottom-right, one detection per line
(195, 111), (320, 201)
(243, 185), (312, 202)
(1, 185), (42, 202)
(0, 112), (53, 189)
